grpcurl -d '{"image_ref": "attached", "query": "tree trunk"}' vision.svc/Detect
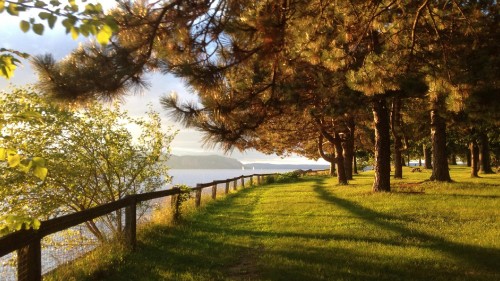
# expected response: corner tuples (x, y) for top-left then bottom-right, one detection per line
(407, 153), (410, 166)
(372, 97), (391, 192)
(470, 139), (479, 177)
(329, 162), (337, 176)
(419, 158), (422, 166)
(449, 154), (457, 165)
(318, 134), (336, 177)
(466, 147), (471, 167)
(391, 97), (403, 179)
(479, 132), (494, 174)
(318, 128), (347, 185)
(333, 133), (348, 185)
(343, 116), (355, 180)
(430, 98), (451, 181)
(423, 144), (432, 169)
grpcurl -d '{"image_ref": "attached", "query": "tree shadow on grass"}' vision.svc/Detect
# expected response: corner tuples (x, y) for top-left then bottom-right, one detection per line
(311, 178), (500, 277)
(94, 180), (499, 281)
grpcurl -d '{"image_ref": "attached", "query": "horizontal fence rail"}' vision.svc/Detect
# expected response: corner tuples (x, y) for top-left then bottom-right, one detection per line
(0, 169), (326, 281)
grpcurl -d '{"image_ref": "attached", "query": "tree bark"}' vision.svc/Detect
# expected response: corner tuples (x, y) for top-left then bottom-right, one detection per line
(479, 132), (494, 174)
(449, 154), (457, 165)
(372, 97), (391, 192)
(430, 98), (451, 181)
(318, 128), (347, 184)
(423, 144), (432, 169)
(470, 139), (479, 177)
(333, 132), (348, 185)
(343, 116), (355, 180)
(318, 134), (336, 177)
(329, 163), (337, 176)
(391, 97), (403, 178)
(466, 147), (471, 167)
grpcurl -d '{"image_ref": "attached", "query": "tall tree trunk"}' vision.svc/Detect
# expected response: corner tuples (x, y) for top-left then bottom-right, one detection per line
(479, 132), (494, 174)
(449, 154), (457, 165)
(317, 134), (336, 177)
(317, 126), (348, 185)
(430, 98), (451, 181)
(423, 144), (432, 169)
(391, 97), (403, 178)
(343, 116), (355, 180)
(333, 133), (348, 185)
(372, 97), (391, 192)
(419, 158), (422, 166)
(407, 153), (411, 166)
(466, 147), (471, 167)
(470, 139), (479, 177)
(329, 163), (337, 176)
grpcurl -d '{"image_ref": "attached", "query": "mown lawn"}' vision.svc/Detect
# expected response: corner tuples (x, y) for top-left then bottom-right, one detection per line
(56, 166), (500, 281)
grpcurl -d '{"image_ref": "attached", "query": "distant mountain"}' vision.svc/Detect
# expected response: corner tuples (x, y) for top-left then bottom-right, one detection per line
(167, 155), (243, 169)
(243, 163), (329, 170)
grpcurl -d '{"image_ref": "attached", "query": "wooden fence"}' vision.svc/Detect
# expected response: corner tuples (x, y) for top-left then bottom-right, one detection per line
(0, 170), (326, 281)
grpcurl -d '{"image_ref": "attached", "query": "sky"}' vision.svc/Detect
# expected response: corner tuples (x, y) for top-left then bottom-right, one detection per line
(0, 2), (328, 165)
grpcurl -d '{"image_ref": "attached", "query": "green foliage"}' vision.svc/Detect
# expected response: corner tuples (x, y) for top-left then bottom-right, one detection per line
(0, 88), (176, 239)
(265, 171), (302, 184)
(0, 0), (118, 79)
(0, 215), (40, 236)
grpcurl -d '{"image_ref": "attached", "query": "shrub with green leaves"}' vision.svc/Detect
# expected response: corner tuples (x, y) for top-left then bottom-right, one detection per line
(0, 88), (176, 239)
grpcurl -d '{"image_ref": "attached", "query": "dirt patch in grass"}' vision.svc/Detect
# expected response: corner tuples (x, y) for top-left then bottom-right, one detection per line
(227, 244), (264, 280)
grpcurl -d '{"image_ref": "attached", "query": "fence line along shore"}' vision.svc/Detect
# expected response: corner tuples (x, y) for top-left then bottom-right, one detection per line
(1, 169), (327, 281)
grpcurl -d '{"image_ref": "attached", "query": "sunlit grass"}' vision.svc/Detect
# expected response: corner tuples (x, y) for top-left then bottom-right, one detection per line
(50, 166), (500, 280)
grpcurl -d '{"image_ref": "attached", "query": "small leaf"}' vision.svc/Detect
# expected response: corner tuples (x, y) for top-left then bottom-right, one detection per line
(32, 219), (41, 230)
(0, 1), (5, 13)
(35, 1), (47, 8)
(38, 11), (50, 19)
(47, 14), (57, 29)
(32, 23), (44, 35)
(70, 27), (79, 39)
(33, 166), (48, 180)
(32, 157), (46, 167)
(20, 20), (30, 32)
(7, 152), (21, 167)
(0, 147), (6, 160)
(7, 3), (19, 16)
(96, 24), (113, 45)
(0, 55), (17, 78)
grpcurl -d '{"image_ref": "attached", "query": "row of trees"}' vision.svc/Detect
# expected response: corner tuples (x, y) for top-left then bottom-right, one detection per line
(6, 1), (500, 193)
(0, 88), (175, 239)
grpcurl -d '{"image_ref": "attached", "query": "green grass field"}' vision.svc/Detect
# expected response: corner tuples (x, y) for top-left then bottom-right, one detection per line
(51, 166), (500, 281)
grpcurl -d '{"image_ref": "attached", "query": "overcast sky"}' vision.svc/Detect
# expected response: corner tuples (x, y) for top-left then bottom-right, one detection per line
(0, 3), (328, 165)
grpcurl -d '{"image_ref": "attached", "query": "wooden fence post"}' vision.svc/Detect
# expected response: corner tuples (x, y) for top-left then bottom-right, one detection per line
(225, 182), (230, 194)
(257, 175), (261, 185)
(195, 184), (202, 207)
(212, 184), (217, 200)
(250, 176), (253, 186)
(241, 177), (244, 188)
(233, 179), (237, 191)
(17, 234), (41, 281)
(170, 187), (181, 222)
(124, 196), (137, 250)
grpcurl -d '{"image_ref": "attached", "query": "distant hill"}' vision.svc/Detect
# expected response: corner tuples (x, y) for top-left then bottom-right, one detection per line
(167, 155), (243, 169)
(166, 154), (329, 170)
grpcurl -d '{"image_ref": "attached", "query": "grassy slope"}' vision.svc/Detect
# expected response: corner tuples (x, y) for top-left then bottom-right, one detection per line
(77, 166), (500, 281)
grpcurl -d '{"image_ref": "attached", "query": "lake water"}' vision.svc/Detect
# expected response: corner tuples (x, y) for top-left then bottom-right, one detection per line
(168, 168), (295, 187)
(0, 169), (295, 280)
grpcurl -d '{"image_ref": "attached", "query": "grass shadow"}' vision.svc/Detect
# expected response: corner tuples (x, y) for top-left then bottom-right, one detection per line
(311, 177), (500, 275)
